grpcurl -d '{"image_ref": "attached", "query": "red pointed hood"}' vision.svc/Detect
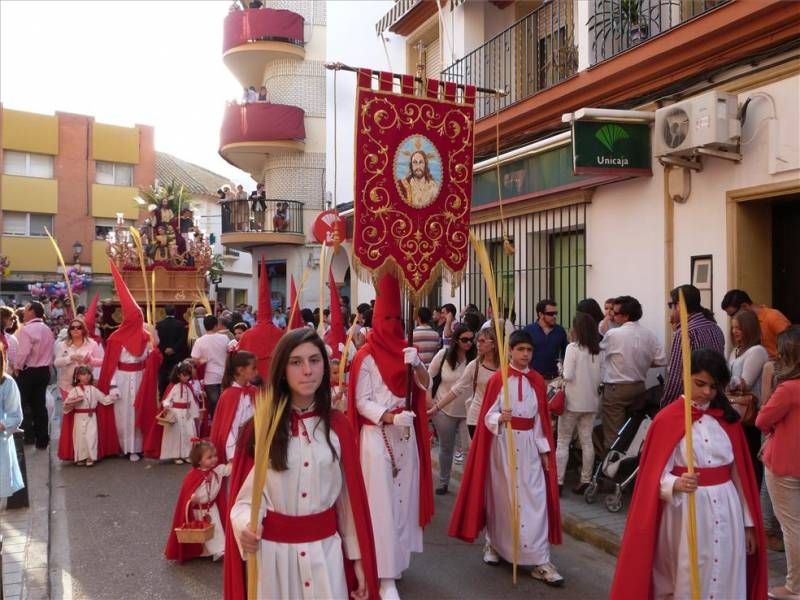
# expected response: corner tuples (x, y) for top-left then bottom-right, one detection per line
(238, 258), (284, 380)
(108, 260), (148, 356)
(256, 257), (272, 323)
(84, 292), (101, 341)
(289, 274), (303, 329)
(365, 274), (407, 396)
(324, 268), (346, 360)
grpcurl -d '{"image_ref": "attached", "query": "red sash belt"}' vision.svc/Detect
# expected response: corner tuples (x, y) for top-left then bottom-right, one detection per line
(172, 402), (190, 409)
(261, 507), (337, 543)
(359, 406), (404, 428)
(671, 463), (732, 486)
(118, 361), (145, 372)
(192, 501), (214, 511)
(73, 407), (96, 415)
(510, 416), (535, 431)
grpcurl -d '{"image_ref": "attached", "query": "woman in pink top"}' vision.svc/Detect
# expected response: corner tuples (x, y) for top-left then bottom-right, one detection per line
(53, 319), (104, 401)
(756, 325), (800, 600)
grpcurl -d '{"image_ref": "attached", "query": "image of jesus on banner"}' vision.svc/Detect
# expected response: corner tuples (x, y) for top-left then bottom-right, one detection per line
(394, 135), (442, 209)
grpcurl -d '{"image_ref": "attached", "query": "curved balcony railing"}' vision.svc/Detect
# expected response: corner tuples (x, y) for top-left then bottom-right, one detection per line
(223, 8), (304, 53)
(220, 198), (303, 237)
(220, 102), (305, 147)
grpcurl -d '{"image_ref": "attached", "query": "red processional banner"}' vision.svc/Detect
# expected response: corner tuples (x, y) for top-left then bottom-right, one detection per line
(353, 69), (476, 300)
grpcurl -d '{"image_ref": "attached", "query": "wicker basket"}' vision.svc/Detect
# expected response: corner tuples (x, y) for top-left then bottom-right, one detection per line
(174, 500), (215, 544)
(156, 409), (177, 426)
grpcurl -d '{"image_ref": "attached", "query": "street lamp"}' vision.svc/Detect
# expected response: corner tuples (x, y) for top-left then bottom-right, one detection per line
(72, 240), (84, 263)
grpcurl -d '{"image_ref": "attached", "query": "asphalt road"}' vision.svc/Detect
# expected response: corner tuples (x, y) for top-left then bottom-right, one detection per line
(50, 456), (615, 600)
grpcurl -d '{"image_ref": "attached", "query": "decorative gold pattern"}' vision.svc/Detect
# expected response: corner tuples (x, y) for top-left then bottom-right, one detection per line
(354, 88), (474, 300)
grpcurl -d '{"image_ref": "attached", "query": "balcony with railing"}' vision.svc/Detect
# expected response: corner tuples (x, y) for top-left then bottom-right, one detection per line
(218, 102), (305, 179)
(223, 7), (305, 86)
(588, 0), (731, 65)
(441, 0), (578, 121)
(219, 198), (305, 250)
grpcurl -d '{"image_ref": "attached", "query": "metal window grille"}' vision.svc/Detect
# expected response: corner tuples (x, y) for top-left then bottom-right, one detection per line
(459, 203), (588, 330)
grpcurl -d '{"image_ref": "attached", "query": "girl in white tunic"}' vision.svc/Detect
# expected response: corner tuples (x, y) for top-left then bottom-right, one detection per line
(159, 362), (199, 464)
(188, 441), (230, 560)
(63, 366), (117, 465)
(232, 328), (375, 600)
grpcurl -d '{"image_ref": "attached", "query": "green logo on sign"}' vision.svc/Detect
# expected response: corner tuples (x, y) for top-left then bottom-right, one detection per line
(595, 124), (629, 153)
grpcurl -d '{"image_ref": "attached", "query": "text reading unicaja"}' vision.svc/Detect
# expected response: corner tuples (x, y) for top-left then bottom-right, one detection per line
(597, 156), (630, 167)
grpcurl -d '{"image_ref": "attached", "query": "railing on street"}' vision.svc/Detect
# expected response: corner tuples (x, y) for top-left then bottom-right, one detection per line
(588, 0), (731, 65)
(220, 198), (303, 236)
(440, 0), (577, 120)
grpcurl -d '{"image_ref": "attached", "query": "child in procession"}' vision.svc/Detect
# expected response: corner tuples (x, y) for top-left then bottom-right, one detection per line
(228, 328), (378, 599)
(189, 360), (210, 439)
(611, 349), (767, 600)
(449, 329), (563, 586)
(165, 440), (231, 563)
(209, 351), (258, 465)
(59, 366), (119, 467)
(159, 362), (199, 464)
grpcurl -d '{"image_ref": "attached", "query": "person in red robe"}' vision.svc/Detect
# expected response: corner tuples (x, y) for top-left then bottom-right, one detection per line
(83, 292), (103, 345)
(224, 328), (380, 600)
(237, 257), (283, 382)
(611, 349), (767, 600)
(208, 351), (258, 465)
(346, 274), (433, 599)
(448, 329), (563, 586)
(165, 440), (229, 563)
(324, 268), (348, 411)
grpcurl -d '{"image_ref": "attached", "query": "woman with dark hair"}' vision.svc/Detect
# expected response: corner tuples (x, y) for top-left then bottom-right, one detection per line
(428, 323), (477, 495)
(556, 312), (601, 494)
(209, 351), (258, 465)
(53, 318), (104, 402)
(728, 308), (769, 485)
(228, 328), (378, 600)
(611, 349), (767, 600)
(0, 306), (19, 372)
(576, 298), (604, 326)
(756, 326), (800, 600)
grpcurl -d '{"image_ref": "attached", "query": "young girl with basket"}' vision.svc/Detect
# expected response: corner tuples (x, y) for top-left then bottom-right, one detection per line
(58, 366), (119, 467)
(158, 362), (200, 464)
(165, 440), (230, 562)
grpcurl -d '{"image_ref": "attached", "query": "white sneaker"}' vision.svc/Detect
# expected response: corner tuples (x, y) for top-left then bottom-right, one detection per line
(454, 450), (464, 465)
(482, 544), (500, 565)
(531, 562), (564, 587)
(379, 578), (400, 600)
(129, 453), (141, 462)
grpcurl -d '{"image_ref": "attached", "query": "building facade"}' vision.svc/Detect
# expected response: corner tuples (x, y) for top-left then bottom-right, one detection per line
(219, 0), (329, 311)
(0, 106), (154, 305)
(336, 0), (799, 349)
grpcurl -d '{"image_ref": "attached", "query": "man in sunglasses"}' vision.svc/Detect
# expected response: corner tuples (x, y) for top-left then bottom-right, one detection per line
(524, 299), (568, 384)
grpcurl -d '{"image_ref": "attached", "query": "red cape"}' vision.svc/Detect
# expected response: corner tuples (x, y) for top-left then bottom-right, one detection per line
(209, 385), (255, 464)
(610, 398), (767, 600)
(143, 382), (197, 459)
(134, 348), (163, 443)
(165, 466), (228, 563)
(57, 386), (120, 461)
(448, 368), (562, 545)
(222, 411), (380, 600)
(346, 346), (434, 529)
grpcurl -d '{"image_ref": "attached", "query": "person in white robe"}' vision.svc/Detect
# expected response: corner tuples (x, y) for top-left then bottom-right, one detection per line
(64, 375), (117, 465)
(159, 378), (199, 463)
(188, 453), (230, 561)
(114, 346), (149, 458)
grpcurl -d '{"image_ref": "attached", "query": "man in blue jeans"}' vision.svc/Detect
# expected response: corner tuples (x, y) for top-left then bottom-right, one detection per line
(524, 299), (568, 382)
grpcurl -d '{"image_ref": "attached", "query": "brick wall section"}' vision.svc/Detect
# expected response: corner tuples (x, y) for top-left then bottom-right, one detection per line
(54, 112), (92, 265)
(264, 60), (326, 117)
(263, 152), (325, 209)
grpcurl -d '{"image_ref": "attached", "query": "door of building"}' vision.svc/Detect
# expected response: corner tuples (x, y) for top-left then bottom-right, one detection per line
(772, 195), (800, 324)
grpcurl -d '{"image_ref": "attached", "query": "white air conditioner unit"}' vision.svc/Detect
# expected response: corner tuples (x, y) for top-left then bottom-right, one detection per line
(654, 91), (741, 158)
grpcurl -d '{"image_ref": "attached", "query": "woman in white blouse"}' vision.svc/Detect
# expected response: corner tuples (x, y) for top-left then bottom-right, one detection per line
(727, 309), (769, 485)
(427, 323), (476, 495)
(556, 312), (602, 494)
(53, 319), (104, 401)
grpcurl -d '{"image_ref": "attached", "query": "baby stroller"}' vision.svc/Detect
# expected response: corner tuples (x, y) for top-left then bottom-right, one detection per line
(584, 376), (663, 512)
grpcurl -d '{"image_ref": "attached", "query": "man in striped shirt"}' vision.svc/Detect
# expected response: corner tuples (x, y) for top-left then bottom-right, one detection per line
(412, 306), (441, 368)
(661, 284), (725, 407)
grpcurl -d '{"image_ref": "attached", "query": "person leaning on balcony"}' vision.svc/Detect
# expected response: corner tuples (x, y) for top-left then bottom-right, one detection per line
(273, 201), (289, 232)
(257, 86), (269, 103)
(721, 289), (791, 360)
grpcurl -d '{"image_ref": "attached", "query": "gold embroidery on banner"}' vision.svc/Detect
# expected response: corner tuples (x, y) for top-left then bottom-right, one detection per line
(356, 90), (473, 295)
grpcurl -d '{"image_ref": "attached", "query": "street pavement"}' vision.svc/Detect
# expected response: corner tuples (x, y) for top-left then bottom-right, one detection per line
(50, 456), (615, 600)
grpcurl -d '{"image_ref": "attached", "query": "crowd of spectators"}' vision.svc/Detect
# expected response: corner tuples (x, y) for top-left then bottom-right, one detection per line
(216, 184), (290, 234)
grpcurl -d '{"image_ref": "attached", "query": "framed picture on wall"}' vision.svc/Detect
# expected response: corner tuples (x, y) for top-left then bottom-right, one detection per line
(691, 255), (713, 309)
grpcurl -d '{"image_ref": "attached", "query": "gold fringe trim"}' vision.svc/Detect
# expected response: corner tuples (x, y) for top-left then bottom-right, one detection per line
(351, 254), (466, 303)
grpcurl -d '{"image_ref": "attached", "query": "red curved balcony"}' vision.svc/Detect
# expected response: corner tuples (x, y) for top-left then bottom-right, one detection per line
(219, 102), (305, 178)
(223, 8), (305, 87)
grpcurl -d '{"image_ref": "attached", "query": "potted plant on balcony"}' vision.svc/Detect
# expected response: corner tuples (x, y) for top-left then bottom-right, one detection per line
(588, 0), (677, 59)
